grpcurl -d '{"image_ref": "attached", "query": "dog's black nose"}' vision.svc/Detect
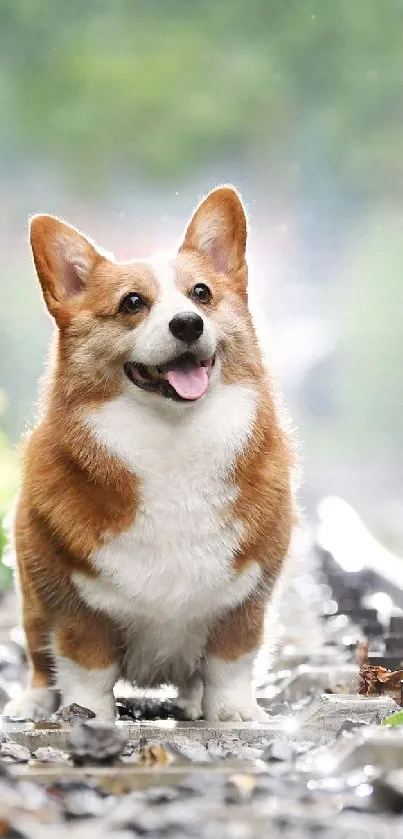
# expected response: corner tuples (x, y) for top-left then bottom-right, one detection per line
(169, 312), (204, 344)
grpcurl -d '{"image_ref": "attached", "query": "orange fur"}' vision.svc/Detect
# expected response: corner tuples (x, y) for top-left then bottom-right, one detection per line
(55, 612), (119, 670)
(208, 595), (267, 662)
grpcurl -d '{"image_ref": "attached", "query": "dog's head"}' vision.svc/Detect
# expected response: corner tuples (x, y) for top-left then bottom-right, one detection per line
(31, 187), (261, 407)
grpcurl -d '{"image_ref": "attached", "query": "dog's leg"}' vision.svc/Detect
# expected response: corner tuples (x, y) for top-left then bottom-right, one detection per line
(202, 596), (268, 722)
(175, 670), (203, 720)
(3, 587), (59, 721)
(53, 612), (119, 720)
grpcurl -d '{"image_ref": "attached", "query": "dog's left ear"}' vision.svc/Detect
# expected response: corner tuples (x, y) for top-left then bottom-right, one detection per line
(30, 215), (104, 326)
(180, 186), (248, 298)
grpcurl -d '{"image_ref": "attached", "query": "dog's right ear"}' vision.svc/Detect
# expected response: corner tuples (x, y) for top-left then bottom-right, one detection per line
(30, 215), (103, 325)
(180, 186), (248, 300)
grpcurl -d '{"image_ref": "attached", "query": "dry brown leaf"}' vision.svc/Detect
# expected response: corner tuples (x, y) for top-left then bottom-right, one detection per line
(377, 669), (403, 686)
(138, 743), (171, 767)
(359, 664), (403, 706)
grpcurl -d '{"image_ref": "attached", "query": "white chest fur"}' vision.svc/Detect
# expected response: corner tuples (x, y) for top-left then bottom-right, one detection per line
(73, 381), (260, 684)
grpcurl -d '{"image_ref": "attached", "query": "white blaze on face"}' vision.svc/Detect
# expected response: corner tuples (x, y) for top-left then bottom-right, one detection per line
(128, 253), (218, 400)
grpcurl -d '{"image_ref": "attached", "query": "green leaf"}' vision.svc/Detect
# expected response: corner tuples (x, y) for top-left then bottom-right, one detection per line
(382, 711), (403, 727)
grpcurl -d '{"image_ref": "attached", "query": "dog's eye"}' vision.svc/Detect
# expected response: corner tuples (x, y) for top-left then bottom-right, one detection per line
(119, 293), (146, 314)
(191, 283), (212, 304)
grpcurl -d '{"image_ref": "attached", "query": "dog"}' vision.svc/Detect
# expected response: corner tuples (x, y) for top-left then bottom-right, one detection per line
(3, 186), (293, 723)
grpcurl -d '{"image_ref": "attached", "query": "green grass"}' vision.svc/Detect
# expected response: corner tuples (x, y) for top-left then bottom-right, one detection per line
(382, 710), (403, 727)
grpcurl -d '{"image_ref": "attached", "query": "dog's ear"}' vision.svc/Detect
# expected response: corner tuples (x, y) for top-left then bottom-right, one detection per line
(30, 215), (103, 325)
(180, 186), (248, 298)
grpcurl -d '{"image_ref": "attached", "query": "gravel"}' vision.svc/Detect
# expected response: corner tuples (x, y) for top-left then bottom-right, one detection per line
(0, 741), (30, 763)
(336, 719), (370, 738)
(261, 739), (295, 762)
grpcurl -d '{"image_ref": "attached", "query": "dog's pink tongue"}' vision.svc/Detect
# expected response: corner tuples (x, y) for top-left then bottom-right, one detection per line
(165, 365), (209, 400)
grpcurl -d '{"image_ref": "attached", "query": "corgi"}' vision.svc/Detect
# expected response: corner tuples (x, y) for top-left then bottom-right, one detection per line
(4, 187), (293, 723)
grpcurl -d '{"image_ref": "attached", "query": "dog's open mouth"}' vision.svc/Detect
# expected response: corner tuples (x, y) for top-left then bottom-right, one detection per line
(124, 353), (215, 401)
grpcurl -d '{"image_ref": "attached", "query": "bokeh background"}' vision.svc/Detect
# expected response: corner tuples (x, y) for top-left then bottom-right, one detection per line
(1, 1), (402, 577)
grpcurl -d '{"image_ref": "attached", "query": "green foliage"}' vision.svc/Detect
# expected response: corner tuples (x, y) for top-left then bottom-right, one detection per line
(336, 220), (403, 454)
(0, 0), (402, 191)
(382, 710), (403, 727)
(305, 217), (403, 461)
(0, 522), (5, 563)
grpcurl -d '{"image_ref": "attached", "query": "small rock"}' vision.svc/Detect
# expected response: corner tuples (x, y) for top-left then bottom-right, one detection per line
(291, 691), (318, 710)
(33, 746), (69, 763)
(16, 778), (60, 820)
(261, 740), (294, 762)
(67, 719), (128, 764)
(145, 786), (182, 805)
(178, 771), (227, 799)
(57, 703), (96, 723)
(50, 779), (108, 819)
(174, 737), (210, 763)
(224, 744), (263, 761)
(336, 718), (369, 738)
(2, 713), (32, 724)
(225, 773), (256, 803)
(265, 702), (291, 716)
(293, 740), (315, 755)
(0, 741), (30, 763)
(116, 805), (186, 835)
(63, 786), (109, 819)
(120, 741), (136, 758)
(215, 733), (243, 753)
(206, 739), (228, 759)
(372, 776), (403, 814)
(253, 773), (285, 797)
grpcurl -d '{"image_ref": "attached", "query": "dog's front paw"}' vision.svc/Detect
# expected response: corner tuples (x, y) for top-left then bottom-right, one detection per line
(175, 673), (203, 720)
(175, 696), (203, 721)
(203, 694), (268, 723)
(203, 653), (269, 722)
(3, 688), (60, 722)
(61, 691), (116, 722)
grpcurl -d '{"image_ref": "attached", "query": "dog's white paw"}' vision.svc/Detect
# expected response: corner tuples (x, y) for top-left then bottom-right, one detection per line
(203, 652), (268, 723)
(61, 691), (116, 721)
(175, 673), (203, 720)
(175, 696), (203, 721)
(203, 696), (268, 723)
(3, 688), (60, 722)
(56, 658), (118, 721)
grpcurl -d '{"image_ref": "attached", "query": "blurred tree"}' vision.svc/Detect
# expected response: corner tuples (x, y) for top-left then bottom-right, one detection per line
(336, 218), (403, 456)
(0, 259), (50, 442)
(0, 0), (402, 195)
